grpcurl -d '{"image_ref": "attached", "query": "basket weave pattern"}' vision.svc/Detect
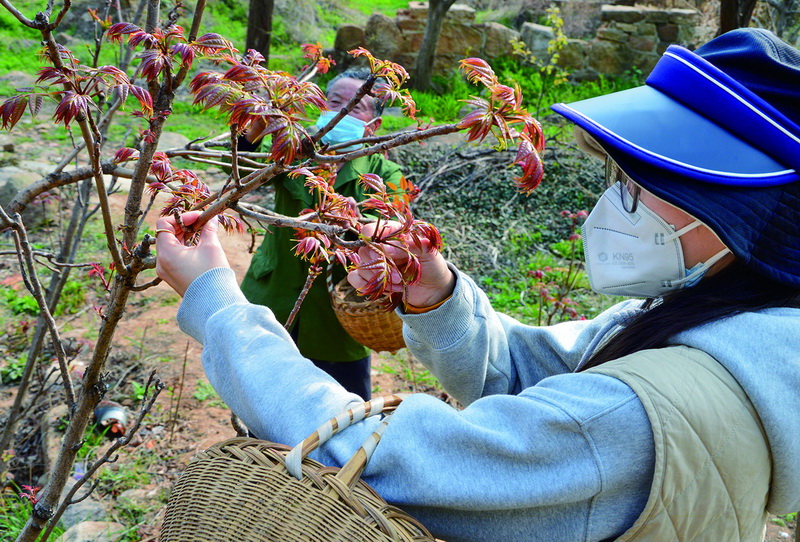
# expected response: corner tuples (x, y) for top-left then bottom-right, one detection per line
(328, 274), (405, 354)
(160, 396), (433, 542)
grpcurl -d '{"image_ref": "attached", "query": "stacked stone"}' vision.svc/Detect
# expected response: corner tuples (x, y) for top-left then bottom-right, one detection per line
(521, 5), (699, 81)
(333, 2), (521, 76)
(332, 2), (699, 81)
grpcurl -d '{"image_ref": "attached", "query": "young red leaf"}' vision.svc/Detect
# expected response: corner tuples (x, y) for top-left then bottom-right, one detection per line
(192, 83), (242, 111)
(137, 50), (169, 81)
(171, 42), (196, 68)
(513, 137), (544, 194)
(301, 42), (323, 60)
(107, 22), (143, 43)
(269, 121), (307, 164)
(491, 84), (517, 107)
(189, 71), (224, 94)
(127, 29), (158, 49)
(358, 173), (385, 194)
(222, 64), (265, 84)
(36, 66), (70, 85)
(192, 33), (237, 54)
(53, 92), (91, 125)
(459, 57), (498, 87)
(96, 65), (130, 85)
(0, 95), (29, 130)
(217, 213), (245, 234)
(27, 95), (43, 118)
(150, 152), (172, 180)
(129, 85), (153, 116)
(242, 49), (266, 66)
(113, 147), (140, 163)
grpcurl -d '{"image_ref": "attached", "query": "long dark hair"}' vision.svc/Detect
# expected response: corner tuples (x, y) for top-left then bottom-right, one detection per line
(580, 261), (800, 371)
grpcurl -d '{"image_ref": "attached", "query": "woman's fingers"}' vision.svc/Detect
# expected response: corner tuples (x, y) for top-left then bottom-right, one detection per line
(155, 212), (229, 297)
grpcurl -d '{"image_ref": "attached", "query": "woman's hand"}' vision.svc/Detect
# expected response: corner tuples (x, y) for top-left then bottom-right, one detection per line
(347, 221), (456, 309)
(155, 211), (231, 297)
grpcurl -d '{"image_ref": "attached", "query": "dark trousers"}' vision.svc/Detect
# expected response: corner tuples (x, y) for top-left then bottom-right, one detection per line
(289, 322), (371, 400)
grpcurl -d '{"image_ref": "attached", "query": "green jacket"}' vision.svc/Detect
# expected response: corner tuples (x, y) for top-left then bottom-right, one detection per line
(240, 153), (406, 361)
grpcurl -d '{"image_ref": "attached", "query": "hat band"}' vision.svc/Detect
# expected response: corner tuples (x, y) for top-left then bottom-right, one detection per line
(647, 46), (800, 178)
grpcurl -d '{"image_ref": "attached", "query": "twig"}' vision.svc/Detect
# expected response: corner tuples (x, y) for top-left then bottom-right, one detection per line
(40, 371), (165, 541)
(0, 0), (35, 27)
(172, 0), (206, 88)
(2, 209), (76, 409)
(129, 276), (162, 291)
(314, 123), (462, 164)
(230, 414), (249, 437)
(169, 341), (190, 444)
(284, 263), (321, 330)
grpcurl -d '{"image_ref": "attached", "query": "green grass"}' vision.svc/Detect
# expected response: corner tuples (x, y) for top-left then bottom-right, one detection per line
(193, 379), (227, 408)
(346, 0), (408, 16)
(0, 487), (65, 541)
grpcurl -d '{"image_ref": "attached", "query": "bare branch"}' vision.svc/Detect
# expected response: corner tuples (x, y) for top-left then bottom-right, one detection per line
(0, 249), (97, 268)
(173, 0), (206, 88)
(49, 0), (70, 29)
(0, 0), (36, 27)
(41, 371), (165, 540)
(284, 264), (321, 330)
(130, 276), (162, 291)
(316, 123), (462, 164)
(0, 209), (76, 409)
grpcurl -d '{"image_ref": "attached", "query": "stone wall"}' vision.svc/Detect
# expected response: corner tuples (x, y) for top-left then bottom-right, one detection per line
(331, 2), (521, 74)
(521, 5), (700, 80)
(331, 2), (700, 80)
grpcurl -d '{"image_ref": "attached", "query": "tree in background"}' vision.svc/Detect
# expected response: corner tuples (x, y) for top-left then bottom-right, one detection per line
(246, 0), (274, 66)
(718, 0), (759, 34)
(412, 0), (456, 91)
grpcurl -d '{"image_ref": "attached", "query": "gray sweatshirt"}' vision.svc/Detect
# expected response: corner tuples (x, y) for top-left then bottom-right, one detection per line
(177, 265), (800, 542)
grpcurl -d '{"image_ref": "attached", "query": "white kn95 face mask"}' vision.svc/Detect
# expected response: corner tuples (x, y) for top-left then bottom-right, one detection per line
(582, 184), (730, 298)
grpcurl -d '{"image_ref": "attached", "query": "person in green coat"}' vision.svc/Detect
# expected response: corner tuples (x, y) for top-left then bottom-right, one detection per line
(237, 68), (409, 400)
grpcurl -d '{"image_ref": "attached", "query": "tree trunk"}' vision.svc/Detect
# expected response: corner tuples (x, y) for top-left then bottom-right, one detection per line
(246, 0), (274, 66)
(412, 0), (456, 91)
(718, 0), (759, 35)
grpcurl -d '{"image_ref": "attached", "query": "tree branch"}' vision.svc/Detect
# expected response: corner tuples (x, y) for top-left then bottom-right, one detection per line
(0, 0), (36, 27)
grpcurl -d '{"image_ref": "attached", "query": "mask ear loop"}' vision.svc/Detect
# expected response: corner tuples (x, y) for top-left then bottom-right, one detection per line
(672, 247), (732, 286)
(663, 220), (702, 243)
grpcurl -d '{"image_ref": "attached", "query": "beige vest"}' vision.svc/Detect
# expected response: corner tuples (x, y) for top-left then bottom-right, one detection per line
(589, 346), (771, 541)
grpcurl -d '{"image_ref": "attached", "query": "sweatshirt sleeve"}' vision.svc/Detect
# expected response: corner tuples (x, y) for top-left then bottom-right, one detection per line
(176, 267), (654, 542)
(399, 265), (644, 406)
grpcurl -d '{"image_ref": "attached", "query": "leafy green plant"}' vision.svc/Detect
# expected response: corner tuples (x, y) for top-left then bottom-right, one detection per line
(770, 511), (797, 527)
(0, 356), (26, 384)
(2, 290), (38, 316)
(53, 280), (87, 316)
(0, 486), (65, 541)
(76, 423), (112, 461)
(193, 380), (227, 408)
(130, 382), (147, 403)
(509, 6), (570, 116)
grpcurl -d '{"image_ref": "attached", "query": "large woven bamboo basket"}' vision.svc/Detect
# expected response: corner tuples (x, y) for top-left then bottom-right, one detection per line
(328, 269), (405, 354)
(160, 395), (433, 542)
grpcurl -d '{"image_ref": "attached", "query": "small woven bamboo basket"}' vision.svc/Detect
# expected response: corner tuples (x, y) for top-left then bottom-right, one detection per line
(160, 395), (433, 542)
(327, 267), (405, 354)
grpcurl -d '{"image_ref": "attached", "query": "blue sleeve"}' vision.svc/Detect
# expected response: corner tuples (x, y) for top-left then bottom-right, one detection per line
(399, 265), (644, 406)
(177, 267), (654, 542)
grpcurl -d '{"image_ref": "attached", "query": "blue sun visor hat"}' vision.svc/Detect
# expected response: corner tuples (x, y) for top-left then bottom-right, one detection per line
(551, 28), (800, 287)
